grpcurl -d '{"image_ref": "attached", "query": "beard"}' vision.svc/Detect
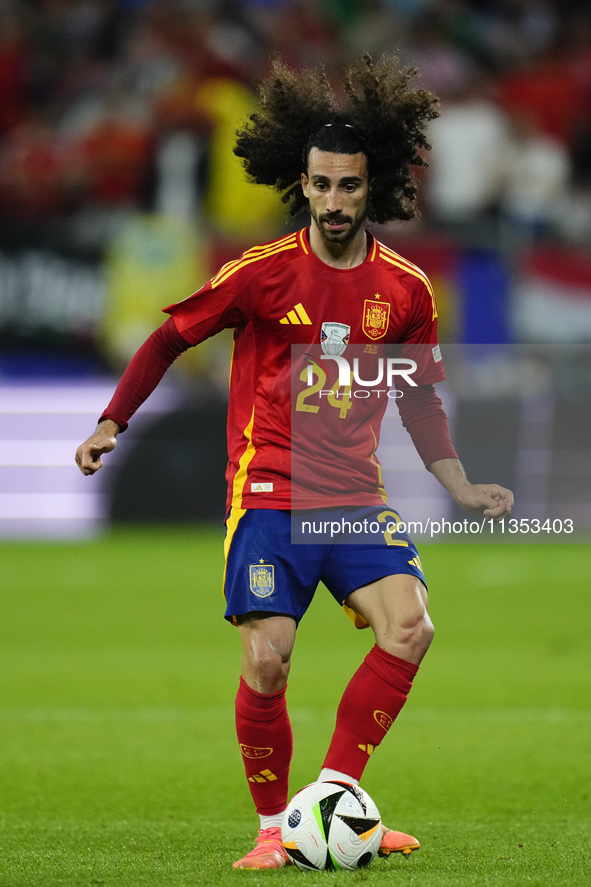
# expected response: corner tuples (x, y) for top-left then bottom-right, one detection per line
(310, 205), (367, 245)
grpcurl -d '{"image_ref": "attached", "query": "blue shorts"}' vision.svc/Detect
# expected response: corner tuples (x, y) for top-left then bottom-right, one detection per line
(223, 506), (426, 629)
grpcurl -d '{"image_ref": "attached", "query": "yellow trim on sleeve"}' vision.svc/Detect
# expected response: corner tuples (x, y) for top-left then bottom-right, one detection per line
(379, 243), (430, 279)
(378, 247), (438, 320)
(242, 232), (297, 255)
(211, 241), (299, 289)
(210, 257), (243, 288)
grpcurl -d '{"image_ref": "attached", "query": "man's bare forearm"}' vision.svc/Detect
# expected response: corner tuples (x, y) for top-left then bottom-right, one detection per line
(96, 419), (121, 437)
(428, 457), (514, 519)
(427, 457), (468, 499)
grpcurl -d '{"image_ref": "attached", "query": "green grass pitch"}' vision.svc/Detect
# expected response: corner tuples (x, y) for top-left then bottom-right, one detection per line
(0, 528), (589, 886)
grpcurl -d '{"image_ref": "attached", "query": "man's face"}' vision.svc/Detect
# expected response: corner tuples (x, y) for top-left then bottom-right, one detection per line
(301, 148), (369, 245)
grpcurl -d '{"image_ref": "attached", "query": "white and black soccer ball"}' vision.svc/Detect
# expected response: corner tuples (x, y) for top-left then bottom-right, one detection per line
(281, 781), (382, 871)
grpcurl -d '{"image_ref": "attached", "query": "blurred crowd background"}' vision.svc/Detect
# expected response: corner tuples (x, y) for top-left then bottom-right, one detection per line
(1, 0), (590, 535)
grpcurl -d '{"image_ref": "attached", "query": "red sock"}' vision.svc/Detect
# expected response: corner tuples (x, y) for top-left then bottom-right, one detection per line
(235, 677), (293, 816)
(323, 645), (418, 781)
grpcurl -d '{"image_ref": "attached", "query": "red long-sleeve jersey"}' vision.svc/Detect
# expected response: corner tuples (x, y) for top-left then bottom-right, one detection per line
(102, 227), (457, 511)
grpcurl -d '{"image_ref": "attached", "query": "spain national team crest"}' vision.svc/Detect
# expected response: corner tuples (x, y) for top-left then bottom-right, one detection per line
(240, 744), (273, 759)
(363, 296), (390, 340)
(374, 710), (394, 732)
(249, 563), (275, 598)
(321, 322), (350, 355)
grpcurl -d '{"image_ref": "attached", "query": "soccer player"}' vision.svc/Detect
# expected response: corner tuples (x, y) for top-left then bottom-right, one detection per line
(76, 55), (513, 870)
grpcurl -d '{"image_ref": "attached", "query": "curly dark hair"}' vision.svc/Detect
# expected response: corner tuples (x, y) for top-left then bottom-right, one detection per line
(234, 54), (439, 224)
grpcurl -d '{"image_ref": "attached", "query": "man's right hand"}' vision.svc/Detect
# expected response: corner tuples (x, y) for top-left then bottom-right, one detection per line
(75, 419), (120, 475)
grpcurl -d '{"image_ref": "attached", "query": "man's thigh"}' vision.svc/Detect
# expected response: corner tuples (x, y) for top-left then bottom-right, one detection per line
(320, 507), (426, 629)
(345, 572), (433, 664)
(224, 508), (327, 625)
(345, 574), (429, 640)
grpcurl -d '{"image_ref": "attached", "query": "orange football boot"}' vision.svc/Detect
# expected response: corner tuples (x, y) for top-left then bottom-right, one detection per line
(378, 825), (421, 858)
(232, 827), (293, 869)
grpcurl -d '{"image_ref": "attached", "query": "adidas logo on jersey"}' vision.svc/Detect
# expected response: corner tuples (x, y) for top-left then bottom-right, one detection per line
(248, 769), (278, 783)
(279, 303), (312, 325)
(358, 743), (375, 755)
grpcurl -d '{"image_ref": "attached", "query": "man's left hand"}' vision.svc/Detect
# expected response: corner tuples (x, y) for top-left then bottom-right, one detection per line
(453, 483), (514, 520)
(428, 459), (514, 520)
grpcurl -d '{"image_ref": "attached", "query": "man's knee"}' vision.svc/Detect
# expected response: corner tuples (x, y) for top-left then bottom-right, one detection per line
(396, 609), (434, 654)
(239, 614), (296, 693)
(373, 607), (433, 664)
(247, 642), (291, 682)
(345, 575), (433, 664)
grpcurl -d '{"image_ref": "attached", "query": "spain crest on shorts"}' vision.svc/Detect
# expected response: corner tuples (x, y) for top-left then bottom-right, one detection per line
(363, 296), (390, 340)
(249, 563), (275, 598)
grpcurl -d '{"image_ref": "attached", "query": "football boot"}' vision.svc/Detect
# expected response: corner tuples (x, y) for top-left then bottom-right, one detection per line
(232, 827), (293, 869)
(379, 825), (421, 858)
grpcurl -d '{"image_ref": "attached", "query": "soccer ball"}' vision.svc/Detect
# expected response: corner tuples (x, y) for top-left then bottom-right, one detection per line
(281, 781), (382, 871)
